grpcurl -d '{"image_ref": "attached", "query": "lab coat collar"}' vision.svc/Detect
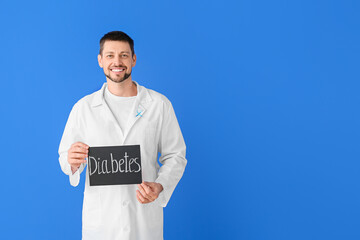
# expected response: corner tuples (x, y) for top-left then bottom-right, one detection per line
(91, 81), (152, 107)
(91, 81), (153, 143)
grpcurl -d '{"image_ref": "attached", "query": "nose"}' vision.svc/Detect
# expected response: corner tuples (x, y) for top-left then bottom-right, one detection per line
(113, 55), (123, 66)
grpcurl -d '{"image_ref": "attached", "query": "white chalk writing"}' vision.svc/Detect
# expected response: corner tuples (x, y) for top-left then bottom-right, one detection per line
(89, 152), (141, 176)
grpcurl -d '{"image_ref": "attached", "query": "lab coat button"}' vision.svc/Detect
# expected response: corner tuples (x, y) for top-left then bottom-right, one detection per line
(122, 201), (129, 207)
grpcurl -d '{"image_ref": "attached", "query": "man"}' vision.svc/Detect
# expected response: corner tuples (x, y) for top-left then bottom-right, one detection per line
(58, 31), (187, 240)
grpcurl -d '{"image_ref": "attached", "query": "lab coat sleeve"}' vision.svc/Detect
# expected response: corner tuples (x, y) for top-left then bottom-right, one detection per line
(154, 101), (187, 207)
(58, 102), (86, 187)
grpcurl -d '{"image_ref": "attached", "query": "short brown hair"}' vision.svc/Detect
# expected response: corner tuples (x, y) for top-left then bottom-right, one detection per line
(99, 31), (135, 56)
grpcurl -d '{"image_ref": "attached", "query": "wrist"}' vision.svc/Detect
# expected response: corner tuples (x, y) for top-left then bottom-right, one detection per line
(71, 165), (79, 174)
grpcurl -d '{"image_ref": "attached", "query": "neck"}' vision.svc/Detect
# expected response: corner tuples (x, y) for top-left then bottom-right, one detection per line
(106, 78), (137, 97)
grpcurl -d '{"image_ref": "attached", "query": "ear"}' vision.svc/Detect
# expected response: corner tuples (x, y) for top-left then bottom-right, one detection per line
(98, 54), (103, 68)
(132, 54), (137, 67)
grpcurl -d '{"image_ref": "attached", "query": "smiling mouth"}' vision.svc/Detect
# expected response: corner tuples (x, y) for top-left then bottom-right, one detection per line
(111, 68), (125, 73)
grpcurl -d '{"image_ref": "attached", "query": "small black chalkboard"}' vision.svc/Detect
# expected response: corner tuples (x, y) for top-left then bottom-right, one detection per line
(88, 145), (142, 186)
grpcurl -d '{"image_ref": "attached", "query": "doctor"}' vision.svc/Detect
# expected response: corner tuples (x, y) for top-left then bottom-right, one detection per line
(58, 31), (187, 240)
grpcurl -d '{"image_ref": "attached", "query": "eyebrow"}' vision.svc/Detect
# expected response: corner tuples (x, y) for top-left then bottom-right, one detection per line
(104, 51), (130, 54)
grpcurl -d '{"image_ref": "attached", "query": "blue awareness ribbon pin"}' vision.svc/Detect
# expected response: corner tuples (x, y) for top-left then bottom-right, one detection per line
(136, 110), (143, 117)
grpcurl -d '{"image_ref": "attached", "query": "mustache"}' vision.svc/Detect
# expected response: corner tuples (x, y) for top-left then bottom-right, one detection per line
(111, 65), (127, 68)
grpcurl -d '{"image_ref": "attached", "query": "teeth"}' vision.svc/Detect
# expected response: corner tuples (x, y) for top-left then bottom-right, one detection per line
(112, 69), (124, 72)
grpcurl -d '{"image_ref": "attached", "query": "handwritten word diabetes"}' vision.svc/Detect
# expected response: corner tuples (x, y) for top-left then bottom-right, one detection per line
(88, 152), (141, 176)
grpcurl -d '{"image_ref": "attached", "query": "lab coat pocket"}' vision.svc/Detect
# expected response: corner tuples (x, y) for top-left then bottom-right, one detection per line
(82, 190), (101, 230)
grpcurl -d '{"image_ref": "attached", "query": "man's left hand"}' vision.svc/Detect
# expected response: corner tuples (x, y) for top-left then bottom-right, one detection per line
(136, 181), (163, 204)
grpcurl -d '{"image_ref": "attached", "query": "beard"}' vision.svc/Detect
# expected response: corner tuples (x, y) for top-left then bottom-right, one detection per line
(105, 69), (132, 83)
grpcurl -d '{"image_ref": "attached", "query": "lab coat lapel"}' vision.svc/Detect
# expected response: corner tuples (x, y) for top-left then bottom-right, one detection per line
(91, 82), (124, 140)
(124, 82), (152, 141)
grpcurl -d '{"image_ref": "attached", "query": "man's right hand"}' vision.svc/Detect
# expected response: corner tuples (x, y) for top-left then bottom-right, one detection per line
(67, 142), (89, 174)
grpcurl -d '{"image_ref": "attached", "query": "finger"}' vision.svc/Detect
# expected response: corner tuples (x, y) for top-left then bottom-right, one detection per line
(138, 184), (148, 198)
(68, 157), (87, 164)
(68, 155), (86, 164)
(69, 159), (87, 165)
(141, 182), (153, 195)
(72, 142), (89, 150)
(136, 192), (143, 203)
(70, 153), (88, 159)
(69, 155), (87, 162)
(136, 190), (149, 204)
(72, 146), (89, 154)
(138, 184), (154, 201)
(69, 158), (87, 164)
(137, 184), (150, 199)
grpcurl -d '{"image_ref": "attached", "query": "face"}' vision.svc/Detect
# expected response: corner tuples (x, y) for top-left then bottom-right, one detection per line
(98, 40), (136, 83)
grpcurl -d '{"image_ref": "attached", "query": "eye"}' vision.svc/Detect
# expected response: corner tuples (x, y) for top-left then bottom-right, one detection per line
(121, 54), (128, 58)
(106, 55), (113, 58)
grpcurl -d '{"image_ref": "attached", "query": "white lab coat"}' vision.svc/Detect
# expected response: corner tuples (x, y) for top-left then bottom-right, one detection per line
(58, 82), (187, 240)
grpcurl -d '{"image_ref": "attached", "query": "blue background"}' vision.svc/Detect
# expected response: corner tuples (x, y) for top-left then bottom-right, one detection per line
(0, 0), (359, 239)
